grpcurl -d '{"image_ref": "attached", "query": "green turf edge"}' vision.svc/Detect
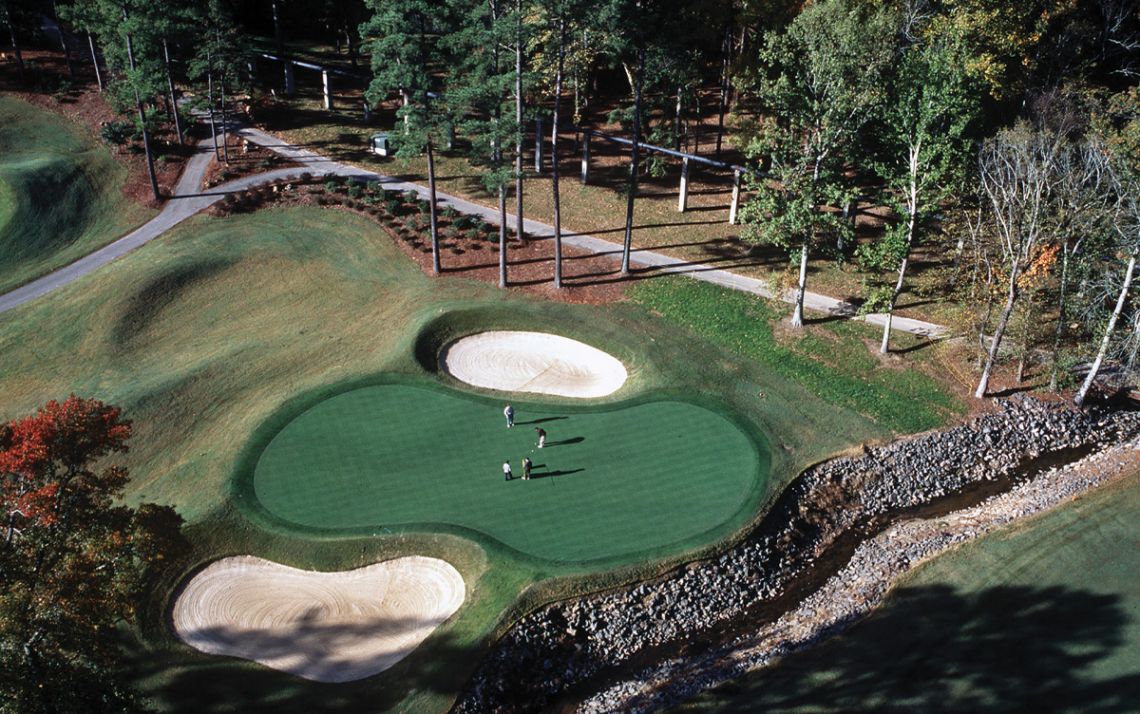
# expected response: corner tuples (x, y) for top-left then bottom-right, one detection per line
(229, 371), (772, 571)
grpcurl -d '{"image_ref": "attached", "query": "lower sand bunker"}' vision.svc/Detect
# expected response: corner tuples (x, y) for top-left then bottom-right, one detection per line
(442, 331), (628, 398)
(172, 555), (465, 682)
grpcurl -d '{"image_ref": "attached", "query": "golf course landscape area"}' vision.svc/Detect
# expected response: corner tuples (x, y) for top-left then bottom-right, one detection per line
(3, 0), (1139, 708)
(0, 202), (899, 712)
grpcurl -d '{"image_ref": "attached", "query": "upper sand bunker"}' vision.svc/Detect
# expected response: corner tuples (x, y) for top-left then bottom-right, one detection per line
(441, 331), (628, 398)
(172, 555), (464, 682)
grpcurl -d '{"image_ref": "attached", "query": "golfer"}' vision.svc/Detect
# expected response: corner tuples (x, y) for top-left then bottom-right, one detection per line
(504, 404), (515, 428)
(535, 427), (546, 448)
(503, 460), (513, 481)
(522, 456), (533, 480)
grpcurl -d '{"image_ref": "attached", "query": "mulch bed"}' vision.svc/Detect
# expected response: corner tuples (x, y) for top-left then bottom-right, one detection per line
(201, 132), (302, 189)
(208, 175), (627, 305)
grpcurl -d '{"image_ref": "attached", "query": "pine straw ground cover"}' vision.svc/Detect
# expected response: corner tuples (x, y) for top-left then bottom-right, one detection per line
(0, 205), (964, 712)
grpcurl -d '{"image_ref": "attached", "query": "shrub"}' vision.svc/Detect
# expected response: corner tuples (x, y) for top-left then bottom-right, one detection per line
(454, 214), (474, 230)
(100, 121), (131, 146)
(324, 179), (339, 192)
(347, 182), (363, 199)
(299, 171), (313, 183)
(402, 189), (418, 204)
(441, 205), (459, 219)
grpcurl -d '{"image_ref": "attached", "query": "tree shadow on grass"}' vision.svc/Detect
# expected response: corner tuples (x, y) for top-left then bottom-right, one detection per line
(131, 618), (473, 714)
(670, 584), (1140, 714)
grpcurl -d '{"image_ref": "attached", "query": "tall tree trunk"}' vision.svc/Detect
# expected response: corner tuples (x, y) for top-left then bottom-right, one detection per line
(5, 12), (24, 85)
(1075, 254), (1137, 406)
(1016, 293), (1034, 383)
(791, 230), (810, 327)
(427, 140), (440, 274)
(620, 48), (645, 276)
(514, 0), (524, 243)
(218, 61), (230, 164)
(715, 12), (732, 160)
(674, 85), (683, 150)
(792, 158), (822, 328)
(975, 272), (1021, 398)
(271, 0), (284, 55)
(882, 156), (920, 353)
(162, 38), (183, 145)
(1049, 243), (1072, 390)
(87, 34), (102, 91)
(551, 15), (566, 288)
(124, 15), (160, 202)
(51, 1), (75, 79)
(498, 185), (508, 287)
(207, 63), (220, 160)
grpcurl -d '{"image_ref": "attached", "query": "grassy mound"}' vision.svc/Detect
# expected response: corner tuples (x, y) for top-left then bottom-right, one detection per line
(673, 471), (1140, 713)
(244, 381), (766, 563)
(0, 97), (152, 293)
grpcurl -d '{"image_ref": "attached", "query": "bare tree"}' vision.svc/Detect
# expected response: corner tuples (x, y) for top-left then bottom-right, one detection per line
(974, 125), (1063, 398)
(1075, 149), (1140, 406)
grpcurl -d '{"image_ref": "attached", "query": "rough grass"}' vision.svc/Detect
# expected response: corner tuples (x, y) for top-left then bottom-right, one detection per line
(672, 470), (1140, 713)
(0, 96), (154, 293)
(629, 278), (964, 433)
(0, 206), (891, 713)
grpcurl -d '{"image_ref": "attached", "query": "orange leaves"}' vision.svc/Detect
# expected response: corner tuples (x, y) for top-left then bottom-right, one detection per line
(1018, 242), (1061, 289)
(0, 395), (131, 480)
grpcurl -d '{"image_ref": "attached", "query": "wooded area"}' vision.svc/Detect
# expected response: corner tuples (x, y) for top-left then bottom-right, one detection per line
(1, 0), (1137, 395)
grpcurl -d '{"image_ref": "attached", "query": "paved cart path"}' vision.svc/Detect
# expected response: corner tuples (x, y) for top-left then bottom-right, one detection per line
(0, 125), (947, 339)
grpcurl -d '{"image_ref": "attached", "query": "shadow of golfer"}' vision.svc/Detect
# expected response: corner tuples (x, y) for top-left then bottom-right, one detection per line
(516, 416), (569, 426)
(531, 467), (585, 479)
(544, 436), (584, 447)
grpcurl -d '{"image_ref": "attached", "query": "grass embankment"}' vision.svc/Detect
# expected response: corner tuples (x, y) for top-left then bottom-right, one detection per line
(0, 204), (954, 712)
(0, 97), (154, 293)
(673, 470), (1140, 713)
(630, 278), (964, 433)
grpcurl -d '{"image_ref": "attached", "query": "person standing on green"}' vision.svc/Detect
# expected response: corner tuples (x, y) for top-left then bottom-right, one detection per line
(503, 460), (513, 481)
(522, 456), (533, 480)
(504, 404), (515, 428)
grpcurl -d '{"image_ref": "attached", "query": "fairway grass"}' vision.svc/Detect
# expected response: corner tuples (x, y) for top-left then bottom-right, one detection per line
(0, 206), (895, 712)
(245, 381), (765, 562)
(673, 471), (1140, 713)
(0, 97), (154, 293)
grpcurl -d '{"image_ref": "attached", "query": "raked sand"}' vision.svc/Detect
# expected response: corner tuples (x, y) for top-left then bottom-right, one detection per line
(441, 331), (627, 398)
(172, 555), (464, 682)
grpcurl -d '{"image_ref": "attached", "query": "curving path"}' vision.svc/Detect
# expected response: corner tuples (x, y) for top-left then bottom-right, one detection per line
(0, 125), (948, 339)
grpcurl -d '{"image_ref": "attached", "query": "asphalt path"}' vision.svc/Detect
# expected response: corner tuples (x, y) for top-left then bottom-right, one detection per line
(0, 125), (948, 340)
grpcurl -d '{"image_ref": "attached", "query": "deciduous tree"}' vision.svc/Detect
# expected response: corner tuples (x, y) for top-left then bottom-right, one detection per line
(0, 396), (186, 712)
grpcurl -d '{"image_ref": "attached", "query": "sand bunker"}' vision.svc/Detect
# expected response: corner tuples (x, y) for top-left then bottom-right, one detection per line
(172, 555), (464, 682)
(442, 331), (628, 398)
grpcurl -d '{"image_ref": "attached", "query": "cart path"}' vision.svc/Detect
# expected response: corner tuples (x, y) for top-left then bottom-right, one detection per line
(0, 125), (947, 339)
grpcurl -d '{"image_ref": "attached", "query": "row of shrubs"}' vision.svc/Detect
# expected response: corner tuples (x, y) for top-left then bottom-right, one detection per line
(217, 172), (512, 245)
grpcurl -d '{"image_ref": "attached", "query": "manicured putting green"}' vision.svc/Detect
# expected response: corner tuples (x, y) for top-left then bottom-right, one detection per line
(250, 383), (766, 562)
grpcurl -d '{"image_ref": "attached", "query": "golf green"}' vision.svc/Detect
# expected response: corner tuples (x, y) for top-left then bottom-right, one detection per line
(247, 382), (767, 562)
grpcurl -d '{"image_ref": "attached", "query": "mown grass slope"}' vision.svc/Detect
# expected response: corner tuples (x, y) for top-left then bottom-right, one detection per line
(0, 205), (960, 713)
(0, 96), (153, 292)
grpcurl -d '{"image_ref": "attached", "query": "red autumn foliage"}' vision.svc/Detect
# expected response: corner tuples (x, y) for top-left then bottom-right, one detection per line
(1, 395), (132, 530)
